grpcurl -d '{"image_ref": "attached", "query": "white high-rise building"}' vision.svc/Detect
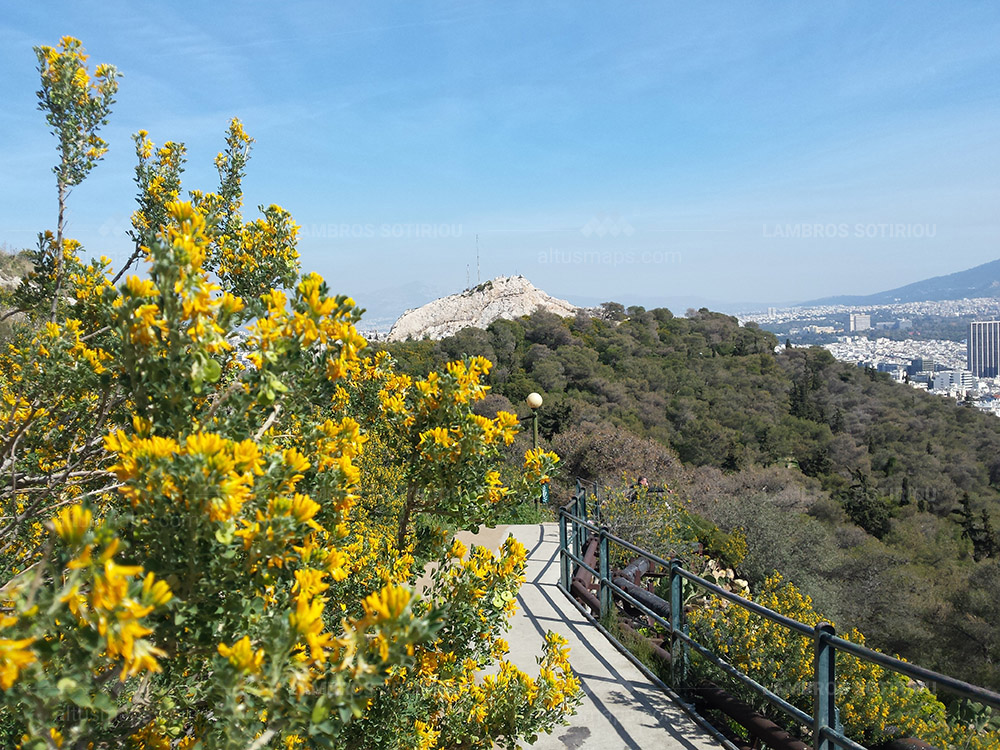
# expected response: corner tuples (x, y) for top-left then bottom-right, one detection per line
(968, 321), (1000, 378)
(849, 313), (871, 332)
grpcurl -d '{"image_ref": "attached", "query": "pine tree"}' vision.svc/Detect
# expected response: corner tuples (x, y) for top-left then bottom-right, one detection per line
(980, 509), (998, 559)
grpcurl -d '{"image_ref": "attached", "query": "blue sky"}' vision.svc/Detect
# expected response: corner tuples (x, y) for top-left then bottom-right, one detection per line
(2, 2), (999, 318)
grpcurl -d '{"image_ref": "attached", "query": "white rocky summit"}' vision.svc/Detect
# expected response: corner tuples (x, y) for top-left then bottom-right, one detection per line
(386, 275), (578, 341)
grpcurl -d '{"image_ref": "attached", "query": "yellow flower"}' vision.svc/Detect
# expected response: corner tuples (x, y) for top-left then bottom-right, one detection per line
(292, 568), (329, 598)
(120, 638), (166, 679)
(130, 303), (168, 344)
(363, 585), (411, 622)
(288, 493), (321, 525)
(289, 595), (325, 637)
(184, 431), (227, 457)
(414, 720), (440, 750)
(60, 583), (87, 618)
(0, 637), (36, 689)
(124, 275), (158, 298)
(422, 427), (453, 448)
(284, 447), (311, 475)
(449, 538), (467, 559)
(232, 439), (264, 475)
(51, 504), (92, 546)
(218, 636), (265, 674)
(220, 292), (245, 316)
(141, 572), (173, 607)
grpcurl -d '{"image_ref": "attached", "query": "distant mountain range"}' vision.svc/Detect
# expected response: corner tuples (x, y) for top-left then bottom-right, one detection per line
(800, 258), (1000, 307)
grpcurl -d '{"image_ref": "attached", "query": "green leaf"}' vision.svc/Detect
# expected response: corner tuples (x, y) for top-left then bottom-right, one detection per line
(311, 694), (330, 723)
(91, 691), (116, 714)
(215, 524), (234, 545)
(203, 357), (221, 383)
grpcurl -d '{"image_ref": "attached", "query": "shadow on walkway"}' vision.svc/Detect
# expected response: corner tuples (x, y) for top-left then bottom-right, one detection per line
(459, 523), (723, 750)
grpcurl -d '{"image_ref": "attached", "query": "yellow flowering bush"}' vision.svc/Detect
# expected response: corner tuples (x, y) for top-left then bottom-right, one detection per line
(0, 38), (579, 749)
(688, 573), (1000, 749)
(597, 481), (716, 569)
(343, 538), (580, 749)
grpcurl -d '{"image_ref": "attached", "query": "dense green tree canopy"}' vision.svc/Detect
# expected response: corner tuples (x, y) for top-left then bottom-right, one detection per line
(384, 306), (1000, 690)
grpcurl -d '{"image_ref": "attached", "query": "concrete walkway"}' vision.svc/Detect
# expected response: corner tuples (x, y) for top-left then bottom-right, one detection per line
(455, 523), (723, 750)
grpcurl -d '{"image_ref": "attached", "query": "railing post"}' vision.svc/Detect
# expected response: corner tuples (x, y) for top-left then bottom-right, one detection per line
(599, 526), (611, 618)
(669, 558), (687, 690)
(572, 494), (582, 565)
(813, 622), (837, 750)
(559, 508), (570, 590)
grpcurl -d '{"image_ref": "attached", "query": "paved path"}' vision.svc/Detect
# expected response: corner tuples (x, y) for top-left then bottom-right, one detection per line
(455, 523), (723, 750)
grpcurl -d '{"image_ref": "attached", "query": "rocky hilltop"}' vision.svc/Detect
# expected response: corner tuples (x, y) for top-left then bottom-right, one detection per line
(386, 275), (578, 341)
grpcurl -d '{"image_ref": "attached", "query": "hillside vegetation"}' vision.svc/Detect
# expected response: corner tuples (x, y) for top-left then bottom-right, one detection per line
(383, 305), (1000, 691)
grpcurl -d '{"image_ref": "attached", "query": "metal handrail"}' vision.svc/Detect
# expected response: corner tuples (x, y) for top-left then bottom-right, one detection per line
(824, 633), (1000, 709)
(557, 493), (1000, 750)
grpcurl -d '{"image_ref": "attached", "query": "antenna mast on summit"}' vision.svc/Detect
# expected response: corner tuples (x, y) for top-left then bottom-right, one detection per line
(476, 234), (481, 284)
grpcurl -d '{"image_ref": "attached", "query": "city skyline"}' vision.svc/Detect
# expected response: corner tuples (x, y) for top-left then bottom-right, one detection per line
(1, 2), (999, 316)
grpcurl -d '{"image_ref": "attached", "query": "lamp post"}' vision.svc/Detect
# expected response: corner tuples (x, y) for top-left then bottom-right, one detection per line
(526, 392), (545, 507)
(525, 392), (543, 451)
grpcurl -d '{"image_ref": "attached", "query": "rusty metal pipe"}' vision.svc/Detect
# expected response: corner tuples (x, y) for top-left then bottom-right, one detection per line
(693, 682), (810, 750)
(571, 578), (601, 614)
(876, 739), (939, 750)
(573, 537), (599, 590)
(619, 555), (655, 583)
(612, 575), (671, 619)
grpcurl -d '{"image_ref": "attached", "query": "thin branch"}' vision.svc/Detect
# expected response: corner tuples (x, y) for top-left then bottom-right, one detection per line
(0, 308), (26, 323)
(5, 469), (114, 487)
(0, 399), (42, 458)
(0, 559), (43, 596)
(253, 402), (283, 442)
(23, 535), (53, 611)
(0, 490), (116, 558)
(246, 729), (277, 750)
(205, 378), (243, 421)
(80, 325), (111, 342)
(110, 243), (144, 286)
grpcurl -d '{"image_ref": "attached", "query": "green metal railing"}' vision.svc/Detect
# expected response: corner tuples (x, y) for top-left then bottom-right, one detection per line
(557, 481), (1000, 750)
